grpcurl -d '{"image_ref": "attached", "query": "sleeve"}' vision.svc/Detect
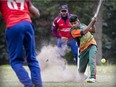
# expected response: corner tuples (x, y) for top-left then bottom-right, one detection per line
(52, 17), (58, 30)
(70, 28), (82, 38)
(27, 0), (32, 7)
(51, 17), (61, 38)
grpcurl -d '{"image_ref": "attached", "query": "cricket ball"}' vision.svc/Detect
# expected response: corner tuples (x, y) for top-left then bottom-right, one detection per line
(101, 58), (106, 63)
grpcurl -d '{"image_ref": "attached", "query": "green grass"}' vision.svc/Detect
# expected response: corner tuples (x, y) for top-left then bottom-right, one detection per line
(0, 64), (116, 87)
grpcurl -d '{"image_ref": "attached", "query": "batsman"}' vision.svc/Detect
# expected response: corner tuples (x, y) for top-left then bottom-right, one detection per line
(69, 15), (98, 83)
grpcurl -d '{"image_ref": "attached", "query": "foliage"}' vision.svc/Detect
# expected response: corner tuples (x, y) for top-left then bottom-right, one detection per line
(32, 0), (94, 64)
(0, 0), (115, 64)
(102, 0), (116, 63)
(0, 15), (8, 65)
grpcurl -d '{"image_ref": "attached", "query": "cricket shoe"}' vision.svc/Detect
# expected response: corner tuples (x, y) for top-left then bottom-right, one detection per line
(87, 78), (96, 83)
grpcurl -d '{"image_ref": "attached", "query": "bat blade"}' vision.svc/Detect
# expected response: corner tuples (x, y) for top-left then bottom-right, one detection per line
(94, 0), (103, 18)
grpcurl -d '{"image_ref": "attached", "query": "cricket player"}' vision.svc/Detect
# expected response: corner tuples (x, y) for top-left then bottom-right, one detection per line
(69, 15), (98, 83)
(0, 0), (42, 87)
(51, 5), (78, 63)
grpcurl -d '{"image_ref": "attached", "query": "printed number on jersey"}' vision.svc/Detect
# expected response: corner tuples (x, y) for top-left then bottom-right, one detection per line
(7, 0), (24, 10)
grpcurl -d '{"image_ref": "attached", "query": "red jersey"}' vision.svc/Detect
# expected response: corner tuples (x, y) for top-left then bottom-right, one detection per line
(52, 15), (72, 40)
(0, 0), (32, 28)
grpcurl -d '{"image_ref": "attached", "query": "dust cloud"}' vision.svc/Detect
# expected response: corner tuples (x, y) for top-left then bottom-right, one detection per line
(37, 45), (87, 82)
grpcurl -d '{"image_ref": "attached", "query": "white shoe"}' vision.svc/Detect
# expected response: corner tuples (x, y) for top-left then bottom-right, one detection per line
(87, 78), (96, 83)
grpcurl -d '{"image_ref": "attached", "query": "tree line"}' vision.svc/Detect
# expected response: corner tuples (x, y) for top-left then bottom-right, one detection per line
(0, 0), (115, 64)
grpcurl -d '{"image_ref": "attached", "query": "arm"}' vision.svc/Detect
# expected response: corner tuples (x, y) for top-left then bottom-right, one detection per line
(89, 24), (96, 33)
(28, 1), (40, 18)
(51, 17), (61, 38)
(51, 28), (61, 38)
(82, 17), (96, 35)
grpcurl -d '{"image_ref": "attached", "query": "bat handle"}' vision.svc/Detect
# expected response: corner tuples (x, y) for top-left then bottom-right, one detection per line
(93, 16), (97, 19)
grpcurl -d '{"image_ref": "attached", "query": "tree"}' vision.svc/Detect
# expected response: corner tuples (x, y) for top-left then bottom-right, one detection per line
(0, 15), (8, 65)
(93, 0), (103, 64)
(102, 0), (116, 64)
(0, 0), (115, 64)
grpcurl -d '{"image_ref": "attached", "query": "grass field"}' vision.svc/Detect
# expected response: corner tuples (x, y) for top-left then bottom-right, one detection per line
(0, 64), (116, 87)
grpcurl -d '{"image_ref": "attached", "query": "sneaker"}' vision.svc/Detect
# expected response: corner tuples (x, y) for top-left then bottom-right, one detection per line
(87, 78), (96, 83)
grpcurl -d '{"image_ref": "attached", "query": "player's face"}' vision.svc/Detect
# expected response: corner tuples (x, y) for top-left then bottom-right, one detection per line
(60, 9), (68, 18)
(70, 21), (80, 28)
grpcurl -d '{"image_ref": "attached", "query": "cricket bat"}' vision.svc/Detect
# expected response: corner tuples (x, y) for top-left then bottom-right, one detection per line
(94, 0), (103, 18)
